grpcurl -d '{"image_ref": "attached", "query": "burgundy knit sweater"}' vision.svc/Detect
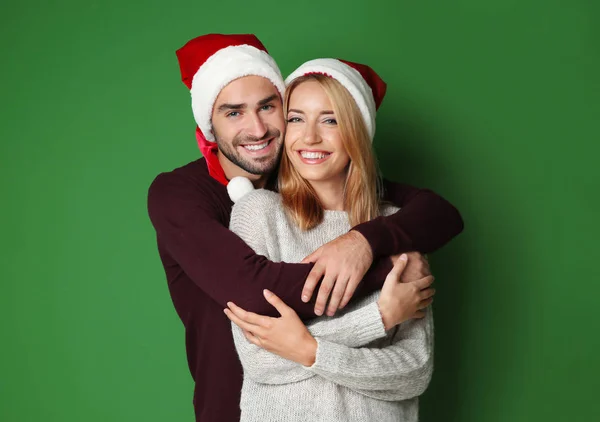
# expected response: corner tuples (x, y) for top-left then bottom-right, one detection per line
(147, 158), (463, 421)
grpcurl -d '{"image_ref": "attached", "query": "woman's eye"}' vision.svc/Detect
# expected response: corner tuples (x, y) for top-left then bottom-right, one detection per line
(287, 117), (302, 123)
(324, 118), (337, 125)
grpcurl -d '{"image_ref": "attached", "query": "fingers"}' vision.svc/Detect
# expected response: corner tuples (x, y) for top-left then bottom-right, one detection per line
(301, 248), (321, 264)
(314, 273), (335, 316)
(419, 297), (434, 309)
(224, 308), (265, 337)
(242, 329), (262, 346)
(339, 276), (360, 309)
(381, 254), (408, 293)
(326, 275), (350, 316)
(263, 289), (292, 317)
(302, 263), (325, 303)
(388, 253), (408, 280)
(226, 302), (272, 327)
(420, 287), (436, 300)
(414, 275), (435, 290)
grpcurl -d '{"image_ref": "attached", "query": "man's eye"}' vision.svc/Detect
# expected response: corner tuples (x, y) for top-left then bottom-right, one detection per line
(227, 112), (240, 118)
(260, 105), (274, 111)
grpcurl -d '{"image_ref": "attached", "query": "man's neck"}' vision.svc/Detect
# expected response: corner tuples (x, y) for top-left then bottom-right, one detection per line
(217, 151), (270, 188)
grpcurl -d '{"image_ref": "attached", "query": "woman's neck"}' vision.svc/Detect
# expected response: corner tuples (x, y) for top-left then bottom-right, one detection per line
(309, 177), (346, 211)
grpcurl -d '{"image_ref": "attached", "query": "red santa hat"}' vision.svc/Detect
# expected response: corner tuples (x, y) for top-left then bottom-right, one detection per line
(176, 34), (285, 142)
(285, 58), (387, 141)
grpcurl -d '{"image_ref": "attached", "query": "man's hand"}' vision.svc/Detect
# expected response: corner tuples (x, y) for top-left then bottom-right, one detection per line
(392, 251), (431, 282)
(378, 254), (435, 330)
(300, 230), (373, 317)
(224, 290), (318, 366)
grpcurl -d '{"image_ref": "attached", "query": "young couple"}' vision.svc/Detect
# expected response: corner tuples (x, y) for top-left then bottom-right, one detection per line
(148, 33), (463, 421)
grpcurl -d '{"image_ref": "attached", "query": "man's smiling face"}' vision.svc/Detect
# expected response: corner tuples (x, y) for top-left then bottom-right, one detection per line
(211, 75), (285, 176)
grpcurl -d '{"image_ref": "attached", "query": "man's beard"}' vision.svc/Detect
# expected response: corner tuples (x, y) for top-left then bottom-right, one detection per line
(215, 127), (283, 175)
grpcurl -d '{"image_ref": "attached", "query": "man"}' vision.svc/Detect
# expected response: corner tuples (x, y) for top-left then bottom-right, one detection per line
(148, 34), (463, 421)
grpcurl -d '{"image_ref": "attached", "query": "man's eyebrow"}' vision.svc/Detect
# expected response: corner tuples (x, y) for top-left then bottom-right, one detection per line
(217, 102), (247, 112)
(258, 94), (279, 106)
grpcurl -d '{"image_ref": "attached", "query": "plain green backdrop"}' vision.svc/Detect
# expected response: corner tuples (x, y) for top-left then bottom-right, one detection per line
(1, 0), (598, 421)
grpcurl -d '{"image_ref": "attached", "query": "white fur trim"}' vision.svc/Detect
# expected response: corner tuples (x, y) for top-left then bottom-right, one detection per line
(227, 176), (255, 203)
(285, 59), (377, 140)
(190, 45), (285, 142)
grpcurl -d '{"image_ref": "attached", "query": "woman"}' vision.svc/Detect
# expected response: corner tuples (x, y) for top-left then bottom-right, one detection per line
(224, 59), (435, 422)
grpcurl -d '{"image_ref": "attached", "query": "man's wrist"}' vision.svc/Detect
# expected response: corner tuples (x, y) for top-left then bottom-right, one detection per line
(349, 229), (373, 261)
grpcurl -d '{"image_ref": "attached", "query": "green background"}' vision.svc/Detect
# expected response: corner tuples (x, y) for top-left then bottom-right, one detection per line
(2, 0), (598, 420)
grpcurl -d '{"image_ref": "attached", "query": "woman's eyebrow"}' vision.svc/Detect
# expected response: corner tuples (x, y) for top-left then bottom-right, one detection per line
(287, 109), (335, 114)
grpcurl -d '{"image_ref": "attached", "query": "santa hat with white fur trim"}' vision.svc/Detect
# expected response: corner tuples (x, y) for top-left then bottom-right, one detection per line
(285, 58), (387, 141)
(176, 34), (286, 142)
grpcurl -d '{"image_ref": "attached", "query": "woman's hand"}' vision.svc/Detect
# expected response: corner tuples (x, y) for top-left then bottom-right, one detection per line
(378, 254), (435, 330)
(224, 290), (318, 366)
(394, 251), (431, 282)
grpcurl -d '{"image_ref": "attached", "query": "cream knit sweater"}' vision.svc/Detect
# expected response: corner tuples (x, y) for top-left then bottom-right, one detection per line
(229, 189), (434, 422)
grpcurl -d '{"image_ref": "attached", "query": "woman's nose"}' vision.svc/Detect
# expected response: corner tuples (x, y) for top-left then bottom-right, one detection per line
(303, 125), (321, 145)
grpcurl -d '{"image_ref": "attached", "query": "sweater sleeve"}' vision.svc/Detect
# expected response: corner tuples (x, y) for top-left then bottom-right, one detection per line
(306, 307), (434, 401)
(229, 193), (391, 384)
(231, 292), (388, 385)
(352, 179), (464, 257)
(147, 172), (393, 319)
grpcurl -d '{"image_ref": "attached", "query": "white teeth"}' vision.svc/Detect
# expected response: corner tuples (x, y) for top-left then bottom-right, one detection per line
(244, 142), (269, 151)
(300, 151), (329, 159)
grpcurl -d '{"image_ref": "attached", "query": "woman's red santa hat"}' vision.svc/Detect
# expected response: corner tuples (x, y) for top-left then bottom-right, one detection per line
(176, 34), (285, 142)
(285, 59), (387, 141)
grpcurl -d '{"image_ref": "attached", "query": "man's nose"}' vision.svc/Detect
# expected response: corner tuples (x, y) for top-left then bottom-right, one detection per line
(248, 113), (268, 139)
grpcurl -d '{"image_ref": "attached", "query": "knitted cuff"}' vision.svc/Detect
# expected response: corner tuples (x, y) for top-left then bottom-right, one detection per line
(346, 301), (387, 346)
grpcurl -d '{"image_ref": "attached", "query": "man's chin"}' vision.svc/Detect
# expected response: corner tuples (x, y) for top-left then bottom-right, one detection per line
(240, 158), (279, 176)
(237, 147), (281, 175)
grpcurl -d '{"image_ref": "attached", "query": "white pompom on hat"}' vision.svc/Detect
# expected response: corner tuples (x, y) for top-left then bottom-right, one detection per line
(285, 58), (387, 141)
(176, 34), (286, 142)
(227, 177), (255, 203)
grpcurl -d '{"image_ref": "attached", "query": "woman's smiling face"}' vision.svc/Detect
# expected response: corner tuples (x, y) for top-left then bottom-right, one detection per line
(284, 80), (350, 187)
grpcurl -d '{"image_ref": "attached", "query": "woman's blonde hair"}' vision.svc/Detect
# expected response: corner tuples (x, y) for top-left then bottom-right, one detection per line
(278, 74), (381, 231)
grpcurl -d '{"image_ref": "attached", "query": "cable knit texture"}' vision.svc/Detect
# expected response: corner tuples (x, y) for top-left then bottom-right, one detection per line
(229, 189), (434, 422)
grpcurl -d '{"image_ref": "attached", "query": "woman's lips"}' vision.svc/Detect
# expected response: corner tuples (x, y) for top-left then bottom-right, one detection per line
(296, 149), (332, 164)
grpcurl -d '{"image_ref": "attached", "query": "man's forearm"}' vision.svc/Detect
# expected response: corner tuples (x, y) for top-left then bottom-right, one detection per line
(353, 179), (464, 257)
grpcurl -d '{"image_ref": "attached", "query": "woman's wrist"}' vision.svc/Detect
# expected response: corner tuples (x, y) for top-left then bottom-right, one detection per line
(377, 298), (392, 331)
(300, 335), (318, 367)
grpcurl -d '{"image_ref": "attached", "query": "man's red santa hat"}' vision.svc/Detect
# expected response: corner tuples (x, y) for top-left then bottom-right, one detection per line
(176, 34), (285, 142)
